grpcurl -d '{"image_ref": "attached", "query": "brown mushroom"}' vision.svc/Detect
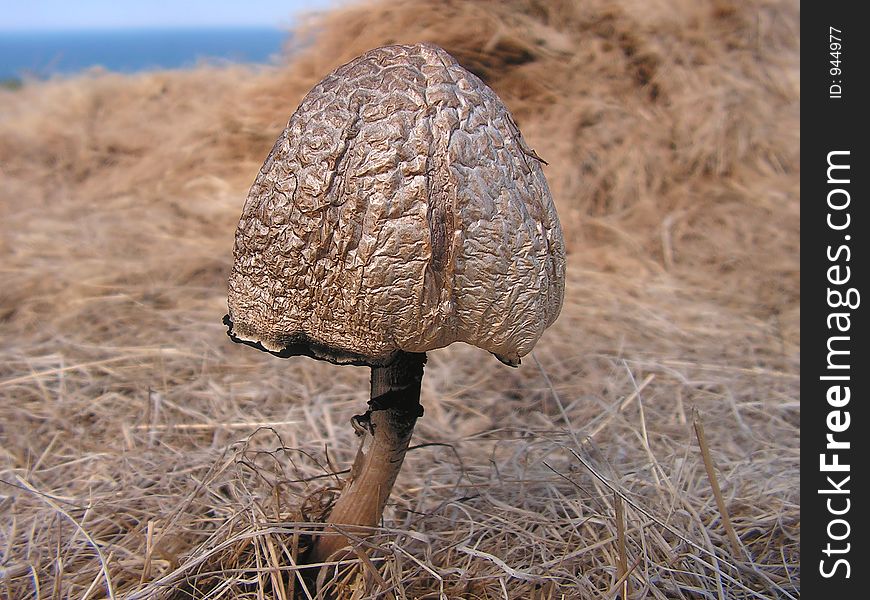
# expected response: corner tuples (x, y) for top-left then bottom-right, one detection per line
(224, 43), (565, 563)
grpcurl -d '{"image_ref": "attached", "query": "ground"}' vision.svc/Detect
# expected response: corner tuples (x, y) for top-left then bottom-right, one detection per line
(0, 1), (799, 598)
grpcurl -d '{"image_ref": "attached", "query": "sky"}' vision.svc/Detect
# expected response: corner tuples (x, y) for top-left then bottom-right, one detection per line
(0, 0), (337, 31)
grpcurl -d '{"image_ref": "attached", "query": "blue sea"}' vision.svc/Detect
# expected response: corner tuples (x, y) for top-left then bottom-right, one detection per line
(1, 28), (288, 81)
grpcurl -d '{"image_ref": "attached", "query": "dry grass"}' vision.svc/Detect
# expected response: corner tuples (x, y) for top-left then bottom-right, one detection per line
(0, 0), (799, 598)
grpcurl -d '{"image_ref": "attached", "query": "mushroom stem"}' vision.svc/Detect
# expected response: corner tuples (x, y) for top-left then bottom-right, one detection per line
(310, 351), (426, 563)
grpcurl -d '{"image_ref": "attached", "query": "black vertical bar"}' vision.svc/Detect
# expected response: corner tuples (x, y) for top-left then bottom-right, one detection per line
(802, 4), (866, 596)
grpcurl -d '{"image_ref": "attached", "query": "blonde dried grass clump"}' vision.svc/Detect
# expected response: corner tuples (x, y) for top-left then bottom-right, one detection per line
(1, 0), (798, 598)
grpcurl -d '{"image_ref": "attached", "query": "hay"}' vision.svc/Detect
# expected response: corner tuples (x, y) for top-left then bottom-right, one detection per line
(1, 0), (799, 598)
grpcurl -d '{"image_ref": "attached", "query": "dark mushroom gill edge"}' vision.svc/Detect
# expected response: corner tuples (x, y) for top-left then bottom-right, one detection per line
(222, 313), (396, 367)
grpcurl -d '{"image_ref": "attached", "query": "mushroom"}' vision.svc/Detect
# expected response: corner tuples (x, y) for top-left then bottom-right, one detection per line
(224, 43), (565, 562)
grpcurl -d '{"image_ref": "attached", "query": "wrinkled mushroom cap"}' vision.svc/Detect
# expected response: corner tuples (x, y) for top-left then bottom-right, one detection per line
(226, 43), (565, 367)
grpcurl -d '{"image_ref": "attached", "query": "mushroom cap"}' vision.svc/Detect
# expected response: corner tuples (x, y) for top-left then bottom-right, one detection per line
(226, 43), (565, 367)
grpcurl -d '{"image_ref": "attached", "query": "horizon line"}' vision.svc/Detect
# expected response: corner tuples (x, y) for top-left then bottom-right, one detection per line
(0, 24), (294, 34)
